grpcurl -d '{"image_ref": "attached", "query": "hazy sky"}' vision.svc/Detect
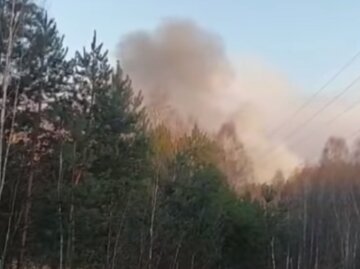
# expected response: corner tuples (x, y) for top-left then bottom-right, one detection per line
(47, 0), (360, 95)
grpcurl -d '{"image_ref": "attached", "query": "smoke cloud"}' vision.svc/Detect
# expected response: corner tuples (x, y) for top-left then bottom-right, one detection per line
(117, 19), (360, 182)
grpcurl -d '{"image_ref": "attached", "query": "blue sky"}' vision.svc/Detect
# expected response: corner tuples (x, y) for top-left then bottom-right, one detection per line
(47, 0), (360, 95)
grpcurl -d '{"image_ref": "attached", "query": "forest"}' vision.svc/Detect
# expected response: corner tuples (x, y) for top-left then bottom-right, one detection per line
(1, 1), (360, 269)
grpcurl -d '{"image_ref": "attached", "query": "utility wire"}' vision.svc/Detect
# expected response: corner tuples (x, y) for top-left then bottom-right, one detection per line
(282, 74), (360, 142)
(325, 95), (360, 125)
(349, 127), (360, 140)
(264, 73), (360, 159)
(267, 50), (360, 137)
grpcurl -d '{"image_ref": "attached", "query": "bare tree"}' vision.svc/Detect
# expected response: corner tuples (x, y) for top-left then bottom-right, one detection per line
(148, 172), (159, 269)
(57, 146), (64, 269)
(0, 0), (21, 202)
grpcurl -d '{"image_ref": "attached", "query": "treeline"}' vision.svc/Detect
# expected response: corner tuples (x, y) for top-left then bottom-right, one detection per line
(1, 1), (360, 269)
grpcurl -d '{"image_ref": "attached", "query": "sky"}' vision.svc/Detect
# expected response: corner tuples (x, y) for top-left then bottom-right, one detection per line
(45, 0), (360, 178)
(46, 0), (360, 95)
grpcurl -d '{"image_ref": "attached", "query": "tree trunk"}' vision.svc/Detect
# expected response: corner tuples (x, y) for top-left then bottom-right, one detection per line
(271, 237), (276, 269)
(19, 169), (34, 269)
(111, 196), (130, 269)
(0, 0), (17, 202)
(148, 173), (159, 269)
(57, 148), (64, 269)
(171, 235), (184, 269)
(1, 177), (20, 269)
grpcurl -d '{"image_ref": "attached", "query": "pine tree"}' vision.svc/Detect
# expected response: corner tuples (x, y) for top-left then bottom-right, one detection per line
(0, 1), (72, 267)
(40, 32), (151, 269)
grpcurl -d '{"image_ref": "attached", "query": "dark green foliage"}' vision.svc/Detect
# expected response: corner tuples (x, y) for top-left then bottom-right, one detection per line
(6, 1), (357, 269)
(220, 199), (268, 269)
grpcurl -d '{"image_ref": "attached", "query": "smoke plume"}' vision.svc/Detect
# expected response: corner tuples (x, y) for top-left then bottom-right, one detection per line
(117, 19), (360, 182)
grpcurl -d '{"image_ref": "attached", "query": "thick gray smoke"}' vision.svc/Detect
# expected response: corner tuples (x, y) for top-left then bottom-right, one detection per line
(118, 19), (233, 131)
(117, 19), (359, 182)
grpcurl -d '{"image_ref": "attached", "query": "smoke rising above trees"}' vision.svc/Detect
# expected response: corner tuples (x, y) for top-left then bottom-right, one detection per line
(117, 19), (360, 181)
(2, 1), (360, 268)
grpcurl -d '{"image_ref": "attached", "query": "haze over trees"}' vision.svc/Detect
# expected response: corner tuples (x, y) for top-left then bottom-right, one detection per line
(1, 1), (360, 269)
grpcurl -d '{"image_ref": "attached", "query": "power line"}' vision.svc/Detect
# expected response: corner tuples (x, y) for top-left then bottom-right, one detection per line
(325, 95), (360, 125)
(267, 50), (360, 137)
(266, 124), (360, 167)
(283, 74), (360, 141)
(349, 127), (360, 140)
(280, 85), (360, 150)
(242, 50), (360, 162)
(263, 73), (360, 159)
